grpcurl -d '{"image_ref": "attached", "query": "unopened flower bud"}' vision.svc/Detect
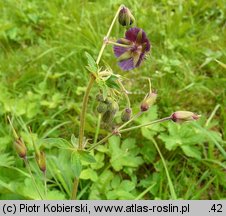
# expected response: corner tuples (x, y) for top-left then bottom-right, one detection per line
(121, 108), (132, 122)
(108, 101), (119, 115)
(102, 110), (114, 123)
(171, 111), (201, 123)
(140, 92), (157, 112)
(96, 93), (104, 102)
(15, 137), (27, 158)
(97, 102), (108, 113)
(118, 6), (135, 26)
(105, 97), (114, 105)
(35, 151), (46, 173)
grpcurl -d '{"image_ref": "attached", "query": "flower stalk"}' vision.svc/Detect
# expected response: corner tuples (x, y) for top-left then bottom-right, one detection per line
(88, 115), (171, 151)
(96, 5), (124, 65)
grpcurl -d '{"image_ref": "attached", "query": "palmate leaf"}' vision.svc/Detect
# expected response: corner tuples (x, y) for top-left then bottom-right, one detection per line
(38, 138), (72, 149)
(80, 168), (98, 182)
(78, 150), (96, 163)
(0, 153), (14, 167)
(158, 122), (205, 159)
(108, 136), (144, 171)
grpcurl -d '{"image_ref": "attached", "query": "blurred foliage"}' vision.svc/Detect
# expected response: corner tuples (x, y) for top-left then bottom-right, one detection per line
(0, 0), (225, 199)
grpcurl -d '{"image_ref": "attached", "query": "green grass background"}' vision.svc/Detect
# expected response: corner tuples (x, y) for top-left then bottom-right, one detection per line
(0, 0), (225, 199)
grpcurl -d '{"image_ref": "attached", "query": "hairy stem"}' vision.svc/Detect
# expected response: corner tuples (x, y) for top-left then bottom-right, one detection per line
(88, 115), (171, 151)
(72, 5), (123, 200)
(118, 80), (131, 108)
(44, 171), (47, 199)
(88, 134), (112, 151)
(7, 116), (19, 139)
(117, 111), (142, 130)
(71, 177), (79, 200)
(96, 5), (123, 64)
(94, 114), (102, 145)
(120, 116), (171, 133)
(78, 75), (96, 150)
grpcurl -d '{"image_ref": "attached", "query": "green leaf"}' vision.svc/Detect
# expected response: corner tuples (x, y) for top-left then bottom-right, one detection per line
(0, 153), (14, 167)
(108, 136), (143, 171)
(111, 176), (121, 189)
(38, 138), (72, 149)
(80, 168), (98, 182)
(181, 145), (201, 160)
(71, 134), (78, 148)
(79, 151), (96, 163)
(136, 105), (164, 137)
(158, 122), (205, 157)
(91, 152), (105, 170)
(71, 152), (82, 178)
(140, 141), (157, 163)
(107, 190), (135, 200)
(120, 180), (135, 192)
(105, 75), (120, 90)
(97, 80), (108, 100)
(85, 52), (97, 73)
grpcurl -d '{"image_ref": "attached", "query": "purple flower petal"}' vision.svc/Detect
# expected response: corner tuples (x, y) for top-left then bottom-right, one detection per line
(114, 27), (151, 71)
(113, 45), (128, 57)
(141, 38), (151, 52)
(118, 58), (134, 71)
(113, 39), (130, 57)
(125, 27), (141, 42)
(135, 53), (145, 67)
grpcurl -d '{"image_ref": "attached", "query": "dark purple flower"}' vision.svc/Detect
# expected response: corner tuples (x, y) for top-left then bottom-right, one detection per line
(113, 27), (151, 71)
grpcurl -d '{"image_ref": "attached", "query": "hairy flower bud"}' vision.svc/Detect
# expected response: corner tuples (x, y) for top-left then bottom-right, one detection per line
(108, 101), (119, 115)
(105, 97), (114, 105)
(140, 92), (157, 112)
(15, 137), (27, 158)
(121, 108), (132, 122)
(118, 6), (135, 26)
(97, 102), (108, 113)
(171, 111), (201, 123)
(96, 93), (104, 102)
(35, 151), (46, 173)
(102, 110), (114, 123)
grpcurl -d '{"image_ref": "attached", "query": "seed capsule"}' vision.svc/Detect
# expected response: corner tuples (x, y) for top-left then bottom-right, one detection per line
(97, 102), (108, 113)
(35, 151), (46, 173)
(140, 92), (157, 112)
(15, 137), (27, 159)
(121, 108), (132, 122)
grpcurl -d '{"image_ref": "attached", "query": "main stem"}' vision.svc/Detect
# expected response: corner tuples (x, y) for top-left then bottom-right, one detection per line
(71, 5), (123, 200)
(78, 75), (95, 150)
